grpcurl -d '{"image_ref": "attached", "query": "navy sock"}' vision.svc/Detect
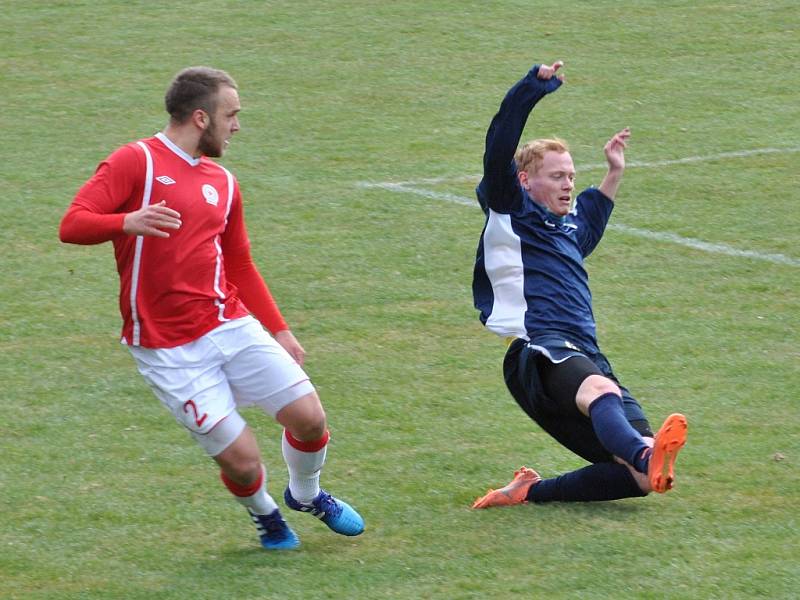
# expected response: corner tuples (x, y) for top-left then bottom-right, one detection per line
(588, 393), (649, 473)
(526, 462), (646, 502)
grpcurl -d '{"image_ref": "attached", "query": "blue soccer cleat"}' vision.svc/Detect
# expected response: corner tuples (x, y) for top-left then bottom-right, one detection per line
(284, 488), (365, 536)
(248, 508), (300, 550)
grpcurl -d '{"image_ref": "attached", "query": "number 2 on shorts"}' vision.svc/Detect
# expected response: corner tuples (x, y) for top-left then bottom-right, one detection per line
(183, 399), (208, 428)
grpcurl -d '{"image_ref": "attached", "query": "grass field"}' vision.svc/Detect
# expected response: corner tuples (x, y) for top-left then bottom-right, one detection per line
(2, 1), (799, 598)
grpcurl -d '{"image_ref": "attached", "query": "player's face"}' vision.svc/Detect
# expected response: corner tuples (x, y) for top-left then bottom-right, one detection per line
(198, 86), (241, 157)
(528, 151), (576, 216)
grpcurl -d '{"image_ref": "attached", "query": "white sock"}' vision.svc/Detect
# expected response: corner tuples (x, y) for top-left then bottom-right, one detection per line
(282, 429), (328, 504)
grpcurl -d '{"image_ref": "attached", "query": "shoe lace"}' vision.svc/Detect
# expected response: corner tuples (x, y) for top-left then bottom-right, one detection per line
(261, 514), (288, 537)
(314, 491), (342, 518)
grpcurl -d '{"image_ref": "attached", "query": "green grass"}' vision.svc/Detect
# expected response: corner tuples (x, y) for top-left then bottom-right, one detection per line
(2, 1), (799, 598)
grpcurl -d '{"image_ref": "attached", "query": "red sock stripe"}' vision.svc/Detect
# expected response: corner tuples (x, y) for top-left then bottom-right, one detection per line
(220, 465), (264, 498)
(284, 429), (330, 453)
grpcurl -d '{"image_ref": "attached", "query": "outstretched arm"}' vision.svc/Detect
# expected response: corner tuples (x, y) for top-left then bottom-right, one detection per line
(477, 61), (564, 214)
(597, 127), (630, 201)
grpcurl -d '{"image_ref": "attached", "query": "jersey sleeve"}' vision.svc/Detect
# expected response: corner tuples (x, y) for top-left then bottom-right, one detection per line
(59, 144), (143, 245)
(221, 184), (289, 334)
(224, 246), (289, 335)
(574, 187), (615, 257)
(476, 65), (563, 215)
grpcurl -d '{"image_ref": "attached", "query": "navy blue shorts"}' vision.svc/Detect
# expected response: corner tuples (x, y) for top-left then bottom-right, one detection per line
(503, 336), (653, 464)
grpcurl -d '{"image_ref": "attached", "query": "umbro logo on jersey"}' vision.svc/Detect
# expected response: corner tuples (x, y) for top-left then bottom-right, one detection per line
(155, 175), (176, 185)
(202, 184), (219, 206)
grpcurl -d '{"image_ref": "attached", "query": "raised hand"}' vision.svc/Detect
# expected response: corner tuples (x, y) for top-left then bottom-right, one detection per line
(604, 127), (631, 171)
(537, 61), (564, 81)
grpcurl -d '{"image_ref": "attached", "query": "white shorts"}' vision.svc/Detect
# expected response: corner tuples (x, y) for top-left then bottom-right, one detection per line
(129, 316), (315, 456)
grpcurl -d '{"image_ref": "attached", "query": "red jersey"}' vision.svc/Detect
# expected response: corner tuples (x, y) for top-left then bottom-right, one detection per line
(60, 133), (287, 348)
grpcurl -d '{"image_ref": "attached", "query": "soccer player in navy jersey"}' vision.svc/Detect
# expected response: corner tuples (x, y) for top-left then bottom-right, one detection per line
(471, 61), (688, 508)
(60, 67), (364, 548)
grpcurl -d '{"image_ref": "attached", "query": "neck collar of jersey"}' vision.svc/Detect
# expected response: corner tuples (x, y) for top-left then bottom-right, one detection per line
(531, 196), (568, 225)
(156, 132), (201, 167)
(528, 193), (569, 225)
(544, 208), (567, 225)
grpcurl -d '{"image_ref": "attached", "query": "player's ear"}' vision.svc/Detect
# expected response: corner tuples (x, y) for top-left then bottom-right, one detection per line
(192, 109), (209, 130)
(518, 169), (530, 191)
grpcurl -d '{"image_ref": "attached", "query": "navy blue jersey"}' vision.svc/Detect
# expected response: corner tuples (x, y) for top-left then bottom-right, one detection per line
(472, 65), (614, 353)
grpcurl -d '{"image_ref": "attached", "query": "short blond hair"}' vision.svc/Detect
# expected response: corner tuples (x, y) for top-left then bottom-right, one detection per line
(514, 138), (570, 174)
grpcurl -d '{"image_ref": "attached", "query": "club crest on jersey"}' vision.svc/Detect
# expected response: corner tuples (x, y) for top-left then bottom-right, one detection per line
(155, 175), (176, 185)
(202, 184), (219, 206)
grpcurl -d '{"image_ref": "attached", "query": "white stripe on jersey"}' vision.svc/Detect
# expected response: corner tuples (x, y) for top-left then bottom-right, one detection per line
(483, 209), (528, 339)
(221, 166), (234, 224)
(212, 238), (229, 323)
(131, 141), (155, 346)
(211, 167), (236, 323)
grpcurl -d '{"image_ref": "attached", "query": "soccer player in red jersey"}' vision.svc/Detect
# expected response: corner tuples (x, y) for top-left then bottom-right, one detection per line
(60, 67), (363, 549)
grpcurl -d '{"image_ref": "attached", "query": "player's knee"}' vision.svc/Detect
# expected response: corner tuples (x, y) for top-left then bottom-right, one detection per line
(242, 458), (263, 480)
(576, 375), (621, 414)
(583, 375), (620, 401)
(220, 455), (261, 484)
(288, 414), (327, 442)
(277, 392), (327, 441)
(213, 426), (262, 482)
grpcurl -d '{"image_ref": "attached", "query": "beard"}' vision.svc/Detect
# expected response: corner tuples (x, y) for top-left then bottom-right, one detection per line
(197, 119), (223, 157)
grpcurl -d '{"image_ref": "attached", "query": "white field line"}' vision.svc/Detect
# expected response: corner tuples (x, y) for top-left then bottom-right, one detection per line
(357, 146), (800, 267)
(362, 182), (477, 206)
(608, 224), (800, 267)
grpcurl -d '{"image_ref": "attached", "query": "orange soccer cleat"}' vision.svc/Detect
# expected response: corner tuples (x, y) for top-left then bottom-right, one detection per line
(472, 467), (542, 509)
(648, 413), (688, 493)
